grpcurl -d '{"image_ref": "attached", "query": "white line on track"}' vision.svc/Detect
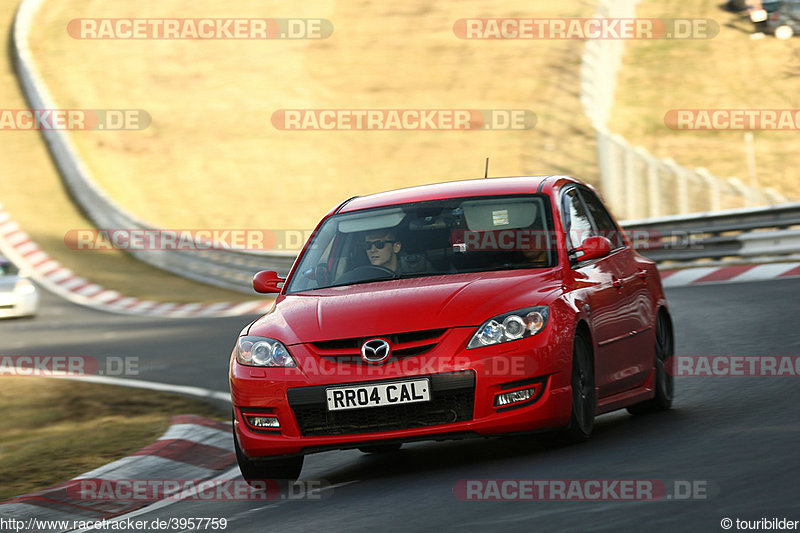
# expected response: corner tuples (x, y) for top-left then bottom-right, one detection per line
(38, 373), (231, 403)
(67, 467), (360, 532)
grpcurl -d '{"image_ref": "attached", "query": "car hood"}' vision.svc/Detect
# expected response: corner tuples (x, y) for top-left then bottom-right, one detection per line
(248, 269), (563, 344)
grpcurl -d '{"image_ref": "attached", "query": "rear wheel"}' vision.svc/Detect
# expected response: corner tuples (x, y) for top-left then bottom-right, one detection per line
(358, 443), (403, 454)
(233, 428), (304, 484)
(628, 310), (674, 415)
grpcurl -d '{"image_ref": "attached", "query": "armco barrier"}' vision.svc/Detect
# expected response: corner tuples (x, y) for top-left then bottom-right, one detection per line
(10, 0), (294, 294)
(622, 202), (800, 263)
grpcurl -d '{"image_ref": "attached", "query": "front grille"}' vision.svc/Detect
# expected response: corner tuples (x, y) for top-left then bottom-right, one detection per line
(288, 371), (475, 436)
(309, 328), (446, 363)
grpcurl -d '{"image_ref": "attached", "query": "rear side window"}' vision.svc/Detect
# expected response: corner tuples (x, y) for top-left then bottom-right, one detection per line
(576, 187), (625, 249)
(561, 188), (593, 249)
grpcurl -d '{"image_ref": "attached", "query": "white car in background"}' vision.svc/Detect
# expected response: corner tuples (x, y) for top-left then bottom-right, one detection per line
(0, 257), (39, 318)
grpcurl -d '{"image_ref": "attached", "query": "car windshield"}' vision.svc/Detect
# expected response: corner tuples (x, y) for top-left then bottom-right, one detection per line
(284, 194), (556, 294)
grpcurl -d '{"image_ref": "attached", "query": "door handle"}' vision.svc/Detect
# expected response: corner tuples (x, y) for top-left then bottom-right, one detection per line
(612, 276), (623, 289)
(637, 268), (648, 280)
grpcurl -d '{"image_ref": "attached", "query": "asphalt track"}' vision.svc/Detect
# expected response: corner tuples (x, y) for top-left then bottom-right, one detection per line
(1, 278), (799, 532)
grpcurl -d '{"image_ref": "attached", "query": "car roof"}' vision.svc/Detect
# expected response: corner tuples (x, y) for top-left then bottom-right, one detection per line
(336, 175), (580, 213)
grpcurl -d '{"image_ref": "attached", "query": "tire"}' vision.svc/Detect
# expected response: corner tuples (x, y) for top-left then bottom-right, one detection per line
(627, 310), (674, 415)
(358, 443), (402, 454)
(233, 429), (304, 484)
(542, 331), (595, 446)
(774, 25), (794, 40)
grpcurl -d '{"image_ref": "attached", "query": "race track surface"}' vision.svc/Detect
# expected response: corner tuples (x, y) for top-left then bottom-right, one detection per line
(1, 279), (798, 532)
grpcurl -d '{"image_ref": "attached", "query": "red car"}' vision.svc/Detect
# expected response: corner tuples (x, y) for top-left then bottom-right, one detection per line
(229, 176), (673, 481)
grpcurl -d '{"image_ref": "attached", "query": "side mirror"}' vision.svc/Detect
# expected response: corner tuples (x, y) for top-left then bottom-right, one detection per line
(253, 270), (285, 294)
(573, 236), (612, 262)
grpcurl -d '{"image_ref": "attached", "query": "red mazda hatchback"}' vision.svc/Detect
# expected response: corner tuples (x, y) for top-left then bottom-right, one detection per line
(229, 176), (673, 481)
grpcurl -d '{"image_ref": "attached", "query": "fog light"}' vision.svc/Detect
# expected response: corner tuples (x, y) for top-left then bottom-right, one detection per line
(495, 387), (536, 407)
(246, 415), (280, 429)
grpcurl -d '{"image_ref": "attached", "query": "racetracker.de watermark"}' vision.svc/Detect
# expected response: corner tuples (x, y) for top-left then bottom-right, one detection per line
(278, 356), (539, 379)
(67, 18), (333, 39)
(63, 229), (314, 251)
(270, 109), (537, 130)
(453, 18), (719, 40)
(0, 109), (150, 131)
(67, 478), (329, 501)
(668, 356), (800, 377)
(447, 229), (702, 252)
(454, 479), (715, 501)
(665, 109), (800, 130)
(62, 228), (709, 254)
(0, 355), (139, 377)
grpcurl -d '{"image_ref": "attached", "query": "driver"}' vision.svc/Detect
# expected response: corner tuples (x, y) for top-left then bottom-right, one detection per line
(364, 230), (402, 271)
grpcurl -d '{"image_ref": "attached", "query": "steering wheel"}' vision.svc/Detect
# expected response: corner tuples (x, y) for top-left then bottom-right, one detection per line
(334, 264), (396, 285)
(351, 264), (396, 276)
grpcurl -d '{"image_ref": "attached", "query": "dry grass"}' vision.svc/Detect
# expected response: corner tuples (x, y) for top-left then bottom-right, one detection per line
(0, 2), (262, 303)
(0, 377), (225, 501)
(0, 3), (269, 303)
(24, 0), (598, 234)
(610, 0), (800, 200)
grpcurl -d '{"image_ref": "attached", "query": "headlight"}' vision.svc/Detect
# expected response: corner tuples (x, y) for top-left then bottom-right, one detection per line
(235, 336), (297, 367)
(14, 279), (36, 294)
(750, 8), (767, 22)
(467, 306), (549, 349)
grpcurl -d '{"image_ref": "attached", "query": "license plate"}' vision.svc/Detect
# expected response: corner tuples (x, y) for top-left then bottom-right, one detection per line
(325, 378), (431, 411)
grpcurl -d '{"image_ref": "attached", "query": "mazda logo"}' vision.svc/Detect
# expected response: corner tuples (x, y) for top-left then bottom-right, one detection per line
(361, 338), (391, 364)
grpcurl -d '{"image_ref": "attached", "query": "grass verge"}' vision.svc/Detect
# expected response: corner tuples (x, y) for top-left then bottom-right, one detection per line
(0, 3), (262, 303)
(0, 377), (226, 501)
(24, 0), (598, 234)
(610, 0), (800, 199)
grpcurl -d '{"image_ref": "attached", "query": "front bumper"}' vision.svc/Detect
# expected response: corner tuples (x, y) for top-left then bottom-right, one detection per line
(230, 325), (573, 458)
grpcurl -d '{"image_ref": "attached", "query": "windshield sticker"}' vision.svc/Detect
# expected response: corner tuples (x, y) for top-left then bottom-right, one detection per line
(492, 209), (509, 226)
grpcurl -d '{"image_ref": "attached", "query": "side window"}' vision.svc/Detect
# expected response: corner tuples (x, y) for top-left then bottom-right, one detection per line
(577, 187), (625, 250)
(561, 188), (593, 249)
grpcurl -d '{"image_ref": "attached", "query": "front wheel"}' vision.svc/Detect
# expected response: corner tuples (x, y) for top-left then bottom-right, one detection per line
(628, 310), (674, 415)
(233, 429), (304, 484)
(542, 331), (595, 446)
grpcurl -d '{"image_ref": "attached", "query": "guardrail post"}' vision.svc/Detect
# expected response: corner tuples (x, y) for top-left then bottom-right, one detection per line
(663, 158), (690, 214)
(696, 168), (721, 212)
(624, 141), (637, 220)
(635, 146), (661, 218)
(597, 131), (615, 208)
(726, 177), (750, 209)
(607, 134), (628, 218)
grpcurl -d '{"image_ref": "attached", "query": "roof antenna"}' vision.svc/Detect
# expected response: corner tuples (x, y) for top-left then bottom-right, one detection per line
(484, 157), (489, 179)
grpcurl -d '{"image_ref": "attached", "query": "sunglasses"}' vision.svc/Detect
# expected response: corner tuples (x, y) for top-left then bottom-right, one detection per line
(364, 239), (396, 251)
